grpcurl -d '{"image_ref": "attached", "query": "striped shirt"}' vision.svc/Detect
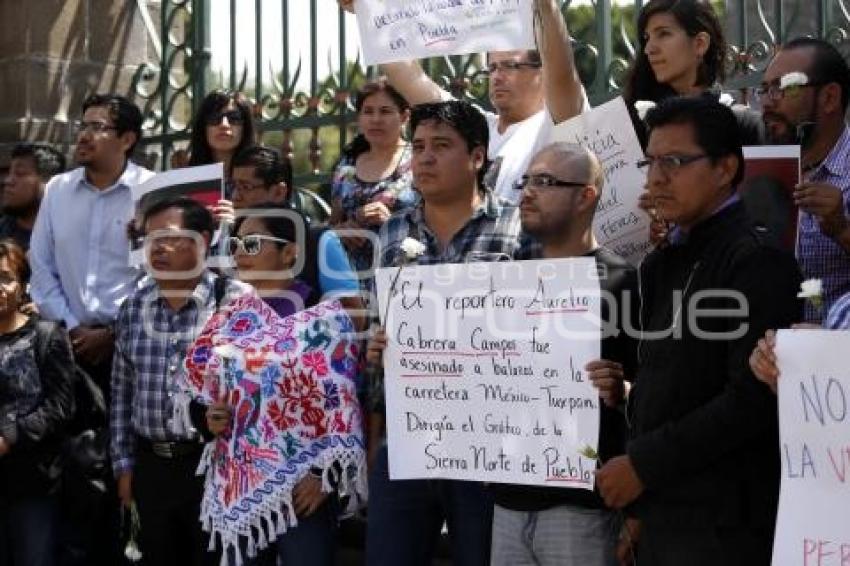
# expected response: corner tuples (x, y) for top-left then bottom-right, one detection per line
(825, 291), (850, 329)
(110, 270), (249, 474)
(798, 126), (850, 322)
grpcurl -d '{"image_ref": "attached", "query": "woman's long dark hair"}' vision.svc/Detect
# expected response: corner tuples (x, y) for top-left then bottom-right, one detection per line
(188, 90), (256, 168)
(341, 78), (410, 161)
(623, 0), (727, 105)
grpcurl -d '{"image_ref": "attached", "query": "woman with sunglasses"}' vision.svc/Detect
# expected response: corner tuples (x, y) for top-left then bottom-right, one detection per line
(0, 240), (75, 566)
(329, 79), (416, 276)
(208, 206), (359, 566)
(188, 90), (256, 174)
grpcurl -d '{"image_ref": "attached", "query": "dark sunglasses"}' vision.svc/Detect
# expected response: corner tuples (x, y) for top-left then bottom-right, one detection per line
(205, 110), (245, 126)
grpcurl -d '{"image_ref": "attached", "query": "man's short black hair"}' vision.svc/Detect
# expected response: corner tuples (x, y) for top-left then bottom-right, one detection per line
(11, 143), (66, 180)
(81, 94), (144, 157)
(231, 145), (294, 201)
(410, 101), (490, 188)
(645, 95), (745, 188)
(142, 196), (215, 237)
(782, 37), (850, 112)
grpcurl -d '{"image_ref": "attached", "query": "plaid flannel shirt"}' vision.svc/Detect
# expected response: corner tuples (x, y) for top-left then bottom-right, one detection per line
(368, 189), (522, 416)
(798, 126), (850, 322)
(110, 270), (248, 475)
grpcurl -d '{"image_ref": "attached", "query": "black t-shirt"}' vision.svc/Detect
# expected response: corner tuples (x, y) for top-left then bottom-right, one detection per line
(489, 247), (638, 511)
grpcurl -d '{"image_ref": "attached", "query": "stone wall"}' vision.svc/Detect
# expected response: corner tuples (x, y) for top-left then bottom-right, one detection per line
(0, 0), (159, 167)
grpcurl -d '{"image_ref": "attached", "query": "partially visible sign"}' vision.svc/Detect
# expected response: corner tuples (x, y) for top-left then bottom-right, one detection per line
(549, 97), (652, 266)
(354, 0), (535, 65)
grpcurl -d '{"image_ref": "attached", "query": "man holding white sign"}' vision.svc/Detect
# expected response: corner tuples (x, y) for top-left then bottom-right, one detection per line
(487, 143), (638, 565)
(365, 100), (521, 566)
(340, 0), (588, 203)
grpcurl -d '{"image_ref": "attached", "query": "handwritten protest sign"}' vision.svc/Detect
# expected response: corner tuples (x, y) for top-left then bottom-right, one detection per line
(129, 163), (225, 266)
(773, 330), (850, 565)
(376, 258), (602, 488)
(354, 0), (535, 65)
(549, 97), (652, 265)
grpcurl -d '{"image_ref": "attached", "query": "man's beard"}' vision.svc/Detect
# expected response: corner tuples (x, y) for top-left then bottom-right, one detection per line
(763, 100), (818, 148)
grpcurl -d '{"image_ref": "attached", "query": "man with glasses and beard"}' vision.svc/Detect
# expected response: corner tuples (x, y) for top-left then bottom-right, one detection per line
(0, 144), (65, 251)
(756, 37), (850, 321)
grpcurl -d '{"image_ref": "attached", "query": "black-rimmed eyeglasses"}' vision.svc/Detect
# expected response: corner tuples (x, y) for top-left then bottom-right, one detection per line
(513, 174), (588, 191)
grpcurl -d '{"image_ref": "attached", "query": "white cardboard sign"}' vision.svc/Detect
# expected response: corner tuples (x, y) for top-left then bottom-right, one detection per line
(773, 330), (850, 565)
(549, 97), (652, 266)
(376, 258), (602, 488)
(354, 0), (535, 66)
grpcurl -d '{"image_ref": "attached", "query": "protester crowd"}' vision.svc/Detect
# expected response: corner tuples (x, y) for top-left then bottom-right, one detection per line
(0, 0), (849, 564)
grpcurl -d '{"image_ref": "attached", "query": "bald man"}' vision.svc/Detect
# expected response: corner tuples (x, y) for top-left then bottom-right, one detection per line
(488, 143), (638, 565)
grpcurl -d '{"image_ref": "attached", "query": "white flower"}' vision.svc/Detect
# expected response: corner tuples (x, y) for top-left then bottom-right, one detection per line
(798, 278), (824, 310)
(634, 100), (657, 121)
(124, 541), (143, 562)
(797, 278), (823, 299)
(780, 72), (809, 90)
(399, 237), (426, 261)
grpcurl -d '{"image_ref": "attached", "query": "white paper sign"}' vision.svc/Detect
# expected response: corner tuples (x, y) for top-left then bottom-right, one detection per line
(549, 97), (652, 265)
(773, 330), (850, 565)
(376, 258), (602, 488)
(354, 0), (535, 66)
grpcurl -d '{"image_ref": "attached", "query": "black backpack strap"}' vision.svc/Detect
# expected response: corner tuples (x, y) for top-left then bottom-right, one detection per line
(214, 274), (229, 310)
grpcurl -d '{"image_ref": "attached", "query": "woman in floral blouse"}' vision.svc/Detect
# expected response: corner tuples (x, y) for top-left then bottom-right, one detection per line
(329, 79), (417, 276)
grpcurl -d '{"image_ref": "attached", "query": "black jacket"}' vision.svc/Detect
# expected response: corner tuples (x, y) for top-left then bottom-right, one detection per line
(0, 317), (76, 499)
(627, 202), (802, 529)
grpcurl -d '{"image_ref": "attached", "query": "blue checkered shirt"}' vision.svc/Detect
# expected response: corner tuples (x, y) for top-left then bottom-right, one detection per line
(110, 270), (248, 475)
(825, 291), (850, 329)
(798, 126), (850, 322)
(368, 189), (522, 414)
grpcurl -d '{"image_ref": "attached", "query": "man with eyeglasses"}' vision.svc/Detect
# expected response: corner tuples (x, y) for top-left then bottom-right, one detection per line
(28, 93), (154, 566)
(229, 145), (364, 310)
(339, 0), (588, 204)
(0, 143), (65, 251)
(111, 196), (247, 566)
(593, 96), (802, 565)
(486, 142), (637, 565)
(756, 37), (850, 322)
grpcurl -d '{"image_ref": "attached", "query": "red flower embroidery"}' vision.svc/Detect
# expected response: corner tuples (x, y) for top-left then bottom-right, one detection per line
(302, 351), (328, 377)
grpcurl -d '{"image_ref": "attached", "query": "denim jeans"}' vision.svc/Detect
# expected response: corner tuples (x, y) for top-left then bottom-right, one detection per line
(365, 445), (493, 566)
(0, 495), (59, 566)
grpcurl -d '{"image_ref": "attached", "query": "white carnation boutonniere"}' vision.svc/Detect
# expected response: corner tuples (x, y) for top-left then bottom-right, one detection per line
(399, 237), (427, 261)
(634, 100), (657, 121)
(797, 278), (823, 311)
(123, 501), (143, 562)
(383, 237), (426, 324)
(780, 71), (810, 90)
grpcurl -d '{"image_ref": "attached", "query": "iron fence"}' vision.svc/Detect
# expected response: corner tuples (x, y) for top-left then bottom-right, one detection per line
(132, 0), (850, 189)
